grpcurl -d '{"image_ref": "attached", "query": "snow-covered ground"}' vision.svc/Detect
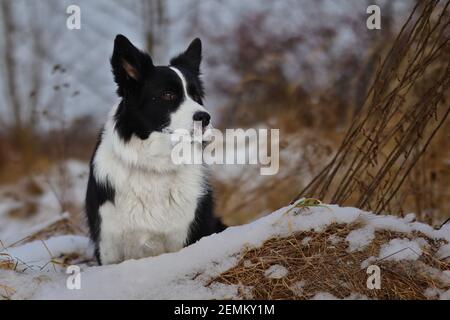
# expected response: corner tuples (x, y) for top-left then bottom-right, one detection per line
(0, 160), (88, 247)
(1, 199), (449, 300)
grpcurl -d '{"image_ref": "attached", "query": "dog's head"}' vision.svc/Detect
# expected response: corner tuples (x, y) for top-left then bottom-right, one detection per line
(110, 35), (210, 142)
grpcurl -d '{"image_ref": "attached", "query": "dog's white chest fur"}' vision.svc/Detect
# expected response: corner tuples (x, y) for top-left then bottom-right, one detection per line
(93, 106), (206, 264)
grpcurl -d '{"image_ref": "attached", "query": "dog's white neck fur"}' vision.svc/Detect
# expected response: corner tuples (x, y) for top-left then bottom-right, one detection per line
(93, 67), (208, 264)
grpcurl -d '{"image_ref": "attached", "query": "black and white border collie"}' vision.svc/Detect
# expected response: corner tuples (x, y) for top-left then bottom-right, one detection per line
(86, 35), (225, 265)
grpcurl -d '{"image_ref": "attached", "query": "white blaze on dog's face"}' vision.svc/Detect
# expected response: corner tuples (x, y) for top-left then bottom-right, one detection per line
(167, 66), (209, 134)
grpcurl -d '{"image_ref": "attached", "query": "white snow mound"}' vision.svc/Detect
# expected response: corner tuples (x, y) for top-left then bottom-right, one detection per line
(0, 202), (449, 300)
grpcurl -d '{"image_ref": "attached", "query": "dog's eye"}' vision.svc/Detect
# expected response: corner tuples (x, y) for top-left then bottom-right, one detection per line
(161, 92), (177, 101)
(192, 94), (201, 103)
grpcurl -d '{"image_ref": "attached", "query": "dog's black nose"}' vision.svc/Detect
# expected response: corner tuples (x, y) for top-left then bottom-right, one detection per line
(193, 111), (210, 127)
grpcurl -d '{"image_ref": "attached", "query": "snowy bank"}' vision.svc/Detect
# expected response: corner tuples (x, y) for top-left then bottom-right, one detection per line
(1, 202), (449, 300)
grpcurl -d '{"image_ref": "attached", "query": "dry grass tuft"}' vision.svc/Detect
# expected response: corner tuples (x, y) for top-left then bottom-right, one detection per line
(26, 217), (81, 243)
(0, 253), (15, 271)
(7, 201), (38, 219)
(294, 0), (450, 222)
(0, 283), (16, 300)
(1, 216), (83, 253)
(211, 223), (449, 299)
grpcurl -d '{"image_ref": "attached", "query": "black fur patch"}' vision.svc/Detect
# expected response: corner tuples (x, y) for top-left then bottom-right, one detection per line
(186, 186), (226, 246)
(85, 133), (116, 264)
(170, 38), (202, 74)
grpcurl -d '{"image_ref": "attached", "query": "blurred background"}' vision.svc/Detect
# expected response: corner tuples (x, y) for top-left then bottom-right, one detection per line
(0, 0), (448, 246)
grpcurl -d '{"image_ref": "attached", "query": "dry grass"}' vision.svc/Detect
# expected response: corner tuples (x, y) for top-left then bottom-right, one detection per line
(0, 217), (88, 291)
(0, 252), (15, 271)
(26, 218), (82, 242)
(211, 223), (449, 300)
(2, 216), (84, 253)
(215, 1), (450, 227)
(0, 283), (16, 300)
(295, 0), (450, 222)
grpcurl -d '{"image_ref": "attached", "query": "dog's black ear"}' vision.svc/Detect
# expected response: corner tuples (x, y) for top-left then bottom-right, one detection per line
(170, 38), (202, 74)
(111, 34), (154, 96)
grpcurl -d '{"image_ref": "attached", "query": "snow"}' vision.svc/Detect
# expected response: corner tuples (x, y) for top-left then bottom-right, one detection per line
(440, 290), (450, 300)
(361, 256), (377, 269)
(424, 287), (450, 300)
(328, 234), (342, 245)
(0, 160), (88, 247)
(436, 244), (450, 260)
(424, 287), (441, 299)
(1, 235), (91, 272)
(403, 213), (416, 223)
(289, 281), (305, 296)
(363, 215), (412, 233)
(0, 200), (449, 300)
(264, 265), (288, 279)
(312, 292), (338, 300)
(312, 291), (369, 300)
(301, 236), (312, 245)
(378, 239), (422, 261)
(346, 226), (375, 252)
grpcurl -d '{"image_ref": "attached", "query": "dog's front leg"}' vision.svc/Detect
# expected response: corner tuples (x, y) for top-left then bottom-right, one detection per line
(99, 232), (124, 265)
(121, 233), (166, 260)
(164, 228), (190, 253)
(98, 202), (125, 265)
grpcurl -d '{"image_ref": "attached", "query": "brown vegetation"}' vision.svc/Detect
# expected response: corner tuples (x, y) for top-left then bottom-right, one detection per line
(294, 0), (450, 223)
(212, 0), (450, 226)
(212, 222), (449, 299)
